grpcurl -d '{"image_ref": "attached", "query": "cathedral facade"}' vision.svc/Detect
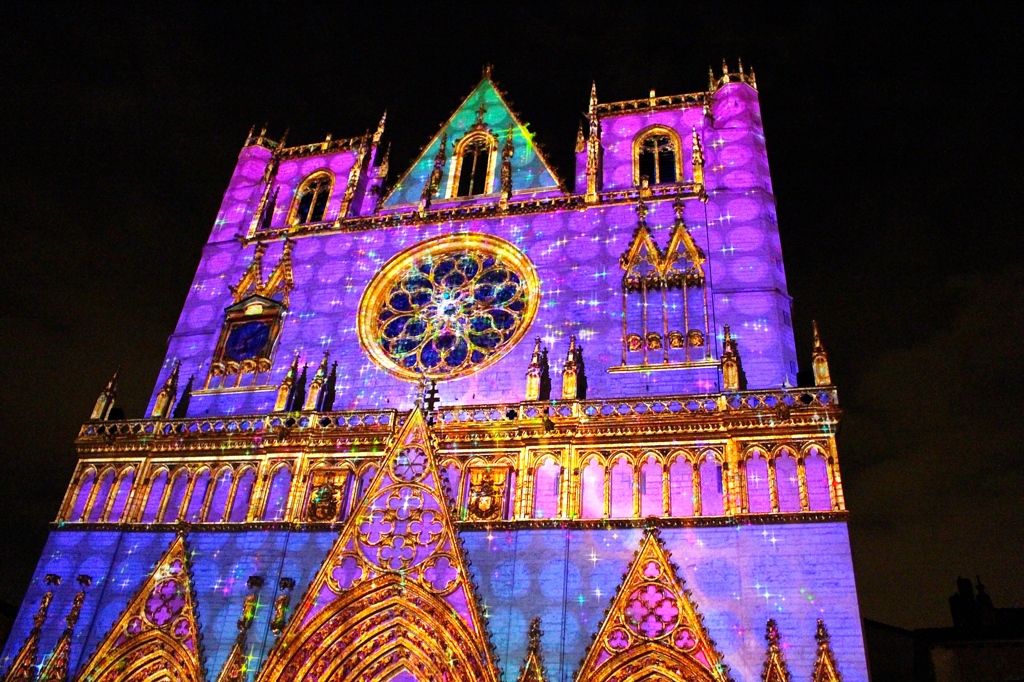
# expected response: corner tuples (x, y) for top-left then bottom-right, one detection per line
(3, 64), (868, 682)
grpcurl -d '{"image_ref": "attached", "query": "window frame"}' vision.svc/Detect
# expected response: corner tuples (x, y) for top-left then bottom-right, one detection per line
(632, 125), (683, 188)
(446, 131), (498, 198)
(288, 170), (335, 225)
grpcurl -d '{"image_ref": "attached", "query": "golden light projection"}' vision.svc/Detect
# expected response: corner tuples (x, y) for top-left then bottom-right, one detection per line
(358, 233), (540, 381)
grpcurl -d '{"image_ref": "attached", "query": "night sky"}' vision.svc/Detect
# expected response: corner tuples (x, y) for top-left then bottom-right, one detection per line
(1, 5), (1022, 630)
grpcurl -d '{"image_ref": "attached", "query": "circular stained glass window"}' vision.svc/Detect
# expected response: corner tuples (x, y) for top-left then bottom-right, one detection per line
(358, 233), (540, 381)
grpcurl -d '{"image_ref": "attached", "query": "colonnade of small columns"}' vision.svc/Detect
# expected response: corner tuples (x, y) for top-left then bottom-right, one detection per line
(59, 435), (844, 526)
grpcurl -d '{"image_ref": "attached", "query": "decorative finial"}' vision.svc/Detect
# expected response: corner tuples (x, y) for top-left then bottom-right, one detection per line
(709, 66), (716, 91)
(475, 100), (488, 127)
(151, 360), (181, 419)
(691, 126), (705, 187)
(274, 353), (300, 412)
(526, 338), (543, 401)
(588, 81), (598, 116)
(575, 122), (585, 153)
(585, 82), (601, 204)
(635, 195), (648, 224)
(90, 367), (120, 420)
(738, 57), (744, 74)
(373, 110), (387, 147)
(811, 320), (832, 386)
(562, 336), (579, 400)
(721, 325), (744, 391)
(483, 64), (493, 79)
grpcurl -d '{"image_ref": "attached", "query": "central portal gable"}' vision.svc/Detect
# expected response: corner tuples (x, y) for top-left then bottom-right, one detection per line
(575, 528), (730, 682)
(256, 409), (500, 682)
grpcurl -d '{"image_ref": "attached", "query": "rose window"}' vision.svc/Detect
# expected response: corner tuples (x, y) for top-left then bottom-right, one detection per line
(358, 234), (540, 381)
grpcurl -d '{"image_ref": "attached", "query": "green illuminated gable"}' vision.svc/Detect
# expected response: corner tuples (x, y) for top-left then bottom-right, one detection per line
(382, 76), (565, 208)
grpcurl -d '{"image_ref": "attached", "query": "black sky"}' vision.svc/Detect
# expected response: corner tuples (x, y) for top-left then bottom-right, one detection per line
(1, 4), (1022, 630)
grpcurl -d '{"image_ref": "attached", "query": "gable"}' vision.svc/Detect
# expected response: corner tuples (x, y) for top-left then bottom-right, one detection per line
(382, 77), (564, 208)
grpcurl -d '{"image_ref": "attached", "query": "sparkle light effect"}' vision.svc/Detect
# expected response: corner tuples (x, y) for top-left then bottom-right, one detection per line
(4, 75), (866, 682)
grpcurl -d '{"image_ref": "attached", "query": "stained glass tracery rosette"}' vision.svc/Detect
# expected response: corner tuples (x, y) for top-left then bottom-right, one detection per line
(357, 233), (540, 381)
(328, 447), (461, 597)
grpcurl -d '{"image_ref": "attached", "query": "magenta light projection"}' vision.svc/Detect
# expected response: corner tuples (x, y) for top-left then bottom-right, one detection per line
(4, 65), (866, 682)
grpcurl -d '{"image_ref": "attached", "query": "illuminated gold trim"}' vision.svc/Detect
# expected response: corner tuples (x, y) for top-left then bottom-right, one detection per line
(286, 169), (336, 225)
(357, 232), (541, 382)
(632, 125), (684, 187)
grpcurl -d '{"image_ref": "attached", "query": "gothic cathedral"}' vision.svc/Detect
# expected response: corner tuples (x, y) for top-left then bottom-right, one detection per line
(3, 64), (868, 682)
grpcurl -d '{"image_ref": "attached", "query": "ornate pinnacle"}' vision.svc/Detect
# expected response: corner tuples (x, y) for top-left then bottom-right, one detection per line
(373, 110), (387, 147)
(811, 320), (832, 386)
(691, 127), (705, 187)
(588, 81), (598, 118)
(766, 618), (781, 647)
(673, 196), (685, 223)
(709, 66), (716, 91)
(635, 195), (648, 225)
(815, 619), (830, 646)
(738, 57), (744, 74)
(575, 122), (585, 153)
(527, 616), (542, 649)
(313, 351), (329, 382)
(566, 335), (578, 362)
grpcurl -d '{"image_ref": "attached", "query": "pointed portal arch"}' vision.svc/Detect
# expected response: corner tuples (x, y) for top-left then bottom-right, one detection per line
(575, 529), (729, 682)
(75, 534), (204, 682)
(256, 409), (499, 682)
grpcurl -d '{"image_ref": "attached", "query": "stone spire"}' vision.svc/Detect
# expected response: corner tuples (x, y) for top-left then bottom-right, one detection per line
(500, 126), (515, 208)
(274, 354), (300, 412)
(304, 352), (330, 410)
(812, 619), (842, 682)
(151, 360), (181, 418)
(585, 82), (601, 203)
(90, 368), (119, 420)
(526, 338), (544, 401)
(812, 320), (832, 386)
(691, 126), (705, 187)
(516, 617), (548, 682)
(760, 619), (792, 682)
(562, 335), (579, 400)
(317, 361), (338, 412)
(721, 325), (745, 391)
(420, 132), (448, 213)
(36, 575), (92, 682)
(216, 576), (264, 682)
(3, 574), (60, 682)
(172, 375), (194, 419)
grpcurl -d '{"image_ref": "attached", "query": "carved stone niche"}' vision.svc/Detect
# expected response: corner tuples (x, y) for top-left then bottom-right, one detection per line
(305, 469), (349, 522)
(466, 466), (510, 521)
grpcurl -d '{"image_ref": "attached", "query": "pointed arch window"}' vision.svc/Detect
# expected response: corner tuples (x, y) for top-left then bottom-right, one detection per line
(451, 133), (497, 197)
(290, 171), (333, 224)
(634, 126), (682, 187)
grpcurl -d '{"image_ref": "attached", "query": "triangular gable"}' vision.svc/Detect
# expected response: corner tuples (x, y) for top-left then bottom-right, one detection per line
(517, 617), (548, 682)
(382, 76), (564, 208)
(229, 239), (295, 306)
(620, 198), (705, 282)
(812, 620), (842, 682)
(575, 528), (730, 682)
(256, 409), (500, 682)
(76, 534), (204, 682)
(761, 619), (792, 682)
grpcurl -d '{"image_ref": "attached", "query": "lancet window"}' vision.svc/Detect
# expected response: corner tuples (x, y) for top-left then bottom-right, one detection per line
(452, 132), (496, 197)
(634, 126), (681, 186)
(619, 199), (710, 368)
(289, 171), (333, 224)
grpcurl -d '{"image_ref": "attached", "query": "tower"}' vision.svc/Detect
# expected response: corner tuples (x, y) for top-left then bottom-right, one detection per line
(4, 63), (867, 682)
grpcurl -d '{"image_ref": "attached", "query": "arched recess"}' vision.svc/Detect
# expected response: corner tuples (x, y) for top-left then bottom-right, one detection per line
(205, 466), (234, 522)
(441, 459), (464, 509)
(85, 467), (116, 522)
(639, 454), (663, 517)
(256, 577), (496, 682)
(264, 463), (293, 521)
(804, 445), (832, 511)
(668, 453), (694, 517)
(160, 467), (191, 523)
(698, 452), (724, 516)
(69, 466), (97, 522)
(745, 450), (771, 514)
(609, 454), (634, 519)
(184, 468), (211, 522)
(632, 125), (683, 187)
(775, 449), (801, 512)
(140, 468), (169, 523)
(228, 466), (256, 522)
(586, 645), (718, 682)
(289, 170), (335, 225)
(580, 455), (605, 519)
(105, 467), (135, 522)
(533, 457), (560, 519)
(79, 631), (203, 682)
